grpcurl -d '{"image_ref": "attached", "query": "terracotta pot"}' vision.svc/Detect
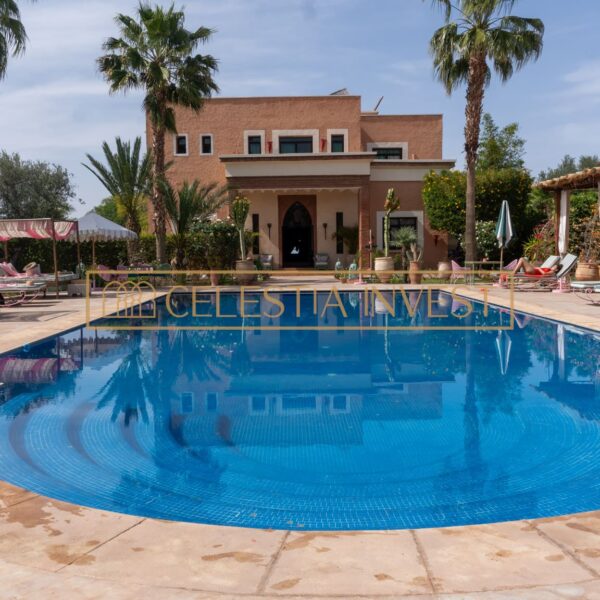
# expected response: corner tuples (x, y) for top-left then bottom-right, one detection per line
(374, 256), (394, 283)
(575, 262), (599, 281)
(236, 259), (257, 284)
(437, 260), (451, 280)
(209, 272), (219, 286)
(409, 261), (423, 284)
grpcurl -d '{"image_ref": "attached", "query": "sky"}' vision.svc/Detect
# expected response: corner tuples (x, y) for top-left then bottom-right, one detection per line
(0, 0), (598, 217)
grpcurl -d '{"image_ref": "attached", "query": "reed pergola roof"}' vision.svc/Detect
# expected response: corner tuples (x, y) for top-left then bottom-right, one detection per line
(534, 166), (600, 192)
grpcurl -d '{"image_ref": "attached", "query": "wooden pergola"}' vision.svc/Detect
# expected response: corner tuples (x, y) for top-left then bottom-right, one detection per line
(534, 166), (600, 255)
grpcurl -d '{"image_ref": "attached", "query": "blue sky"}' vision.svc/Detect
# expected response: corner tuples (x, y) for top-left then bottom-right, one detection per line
(0, 0), (598, 216)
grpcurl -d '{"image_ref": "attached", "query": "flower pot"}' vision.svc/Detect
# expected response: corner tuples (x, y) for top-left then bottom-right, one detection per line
(437, 260), (451, 280)
(374, 256), (394, 283)
(209, 272), (219, 286)
(575, 262), (599, 281)
(409, 261), (423, 284)
(236, 259), (257, 284)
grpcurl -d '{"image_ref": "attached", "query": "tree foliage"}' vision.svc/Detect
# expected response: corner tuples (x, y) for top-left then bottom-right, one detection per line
(538, 154), (599, 181)
(0, 151), (76, 219)
(98, 2), (219, 262)
(423, 168), (532, 253)
(477, 113), (525, 171)
(0, 0), (29, 80)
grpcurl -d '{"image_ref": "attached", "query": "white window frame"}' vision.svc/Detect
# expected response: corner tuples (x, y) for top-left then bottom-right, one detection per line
(329, 394), (350, 414)
(199, 133), (214, 156)
(272, 129), (319, 155)
(368, 141), (408, 160)
(327, 129), (348, 153)
(173, 133), (189, 157)
(376, 210), (424, 250)
(244, 130), (265, 155)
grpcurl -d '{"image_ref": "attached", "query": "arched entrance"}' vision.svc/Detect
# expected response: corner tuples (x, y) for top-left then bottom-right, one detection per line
(281, 201), (314, 267)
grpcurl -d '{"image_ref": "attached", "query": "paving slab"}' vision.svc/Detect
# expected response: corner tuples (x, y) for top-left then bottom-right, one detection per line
(62, 518), (287, 595)
(416, 520), (593, 594)
(266, 530), (432, 596)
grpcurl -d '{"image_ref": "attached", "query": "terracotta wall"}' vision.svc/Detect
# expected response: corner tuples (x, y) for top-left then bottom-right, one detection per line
(360, 115), (443, 159)
(148, 96), (364, 188)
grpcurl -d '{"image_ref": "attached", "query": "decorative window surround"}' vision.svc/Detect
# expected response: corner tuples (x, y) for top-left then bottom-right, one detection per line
(327, 129), (349, 153)
(376, 210), (424, 250)
(244, 130), (265, 155)
(367, 141), (408, 160)
(173, 134), (189, 156)
(272, 129), (319, 154)
(200, 134), (214, 156)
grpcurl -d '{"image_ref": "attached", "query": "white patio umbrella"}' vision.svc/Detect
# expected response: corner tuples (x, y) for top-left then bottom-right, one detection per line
(495, 200), (514, 269)
(76, 211), (137, 267)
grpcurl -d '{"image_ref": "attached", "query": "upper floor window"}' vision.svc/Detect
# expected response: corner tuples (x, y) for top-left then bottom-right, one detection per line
(174, 134), (188, 156)
(200, 134), (213, 155)
(248, 135), (262, 155)
(279, 136), (313, 154)
(331, 134), (345, 153)
(389, 217), (417, 247)
(376, 147), (403, 160)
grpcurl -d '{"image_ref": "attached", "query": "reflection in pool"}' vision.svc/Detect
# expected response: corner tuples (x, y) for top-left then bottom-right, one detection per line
(0, 292), (599, 530)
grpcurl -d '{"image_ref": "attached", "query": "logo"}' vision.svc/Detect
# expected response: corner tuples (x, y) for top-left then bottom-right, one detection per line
(90, 276), (157, 322)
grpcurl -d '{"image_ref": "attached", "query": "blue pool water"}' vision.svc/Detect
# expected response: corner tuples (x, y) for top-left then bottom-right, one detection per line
(0, 291), (599, 530)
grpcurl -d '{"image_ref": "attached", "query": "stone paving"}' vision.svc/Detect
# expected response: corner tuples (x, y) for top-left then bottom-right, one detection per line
(1, 279), (600, 598)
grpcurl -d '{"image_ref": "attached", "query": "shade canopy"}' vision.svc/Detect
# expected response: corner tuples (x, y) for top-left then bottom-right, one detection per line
(75, 211), (137, 242)
(0, 218), (77, 242)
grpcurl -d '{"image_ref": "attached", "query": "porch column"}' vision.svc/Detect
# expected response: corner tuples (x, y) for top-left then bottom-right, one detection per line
(556, 190), (570, 256)
(358, 185), (370, 270)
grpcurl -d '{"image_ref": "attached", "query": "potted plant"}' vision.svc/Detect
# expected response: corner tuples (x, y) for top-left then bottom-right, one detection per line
(231, 194), (256, 284)
(406, 243), (424, 284)
(374, 188), (400, 283)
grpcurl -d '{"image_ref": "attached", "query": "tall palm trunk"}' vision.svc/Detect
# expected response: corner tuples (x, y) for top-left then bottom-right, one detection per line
(151, 120), (167, 263)
(463, 52), (487, 263)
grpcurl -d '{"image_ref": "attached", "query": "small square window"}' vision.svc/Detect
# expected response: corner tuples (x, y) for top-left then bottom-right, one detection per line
(180, 392), (194, 414)
(331, 134), (345, 153)
(251, 396), (266, 412)
(248, 135), (262, 155)
(201, 135), (213, 155)
(332, 395), (347, 411)
(175, 135), (188, 155)
(206, 392), (218, 412)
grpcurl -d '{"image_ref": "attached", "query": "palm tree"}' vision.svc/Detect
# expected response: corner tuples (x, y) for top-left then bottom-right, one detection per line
(0, 0), (31, 80)
(83, 137), (151, 259)
(162, 179), (226, 268)
(426, 0), (543, 262)
(98, 3), (219, 263)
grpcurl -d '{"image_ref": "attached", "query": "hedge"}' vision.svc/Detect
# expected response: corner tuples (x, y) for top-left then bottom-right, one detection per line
(422, 168), (533, 252)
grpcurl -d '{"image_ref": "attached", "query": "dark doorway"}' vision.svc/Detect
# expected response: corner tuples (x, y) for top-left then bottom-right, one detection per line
(282, 202), (314, 267)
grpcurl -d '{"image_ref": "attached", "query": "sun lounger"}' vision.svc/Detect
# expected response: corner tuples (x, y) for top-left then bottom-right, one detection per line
(0, 282), (47, 306)
(571, 281), (600, 304)
(510, 253), (578, 290)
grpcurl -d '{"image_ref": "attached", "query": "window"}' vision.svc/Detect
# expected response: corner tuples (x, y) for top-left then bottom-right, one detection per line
(180, 392), (194, 414)
(174, 135), (188, 156)
(389, 217), (418, 248)
(248, 135), (262, 155)
(331, 134), (345, 153)
(205, 392), (218, 412)
(252, 213), (259, 254)
(279, 136), (313, 154)
(335, 212), (344, 254)
(332, 395), (347, 411)
(375, 147), (403, 160)
(251, 396), (266, 413)
(200, 134), (213, 155)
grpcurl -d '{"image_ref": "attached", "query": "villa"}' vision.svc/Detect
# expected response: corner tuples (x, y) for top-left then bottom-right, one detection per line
(152, 91), (455, 268)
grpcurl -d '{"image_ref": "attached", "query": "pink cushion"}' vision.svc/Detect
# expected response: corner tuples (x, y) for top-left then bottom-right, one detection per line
(0, 262), (19, 277)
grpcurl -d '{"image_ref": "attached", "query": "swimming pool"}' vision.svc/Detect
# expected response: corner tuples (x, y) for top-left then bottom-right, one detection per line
(0, 291), (599, 530)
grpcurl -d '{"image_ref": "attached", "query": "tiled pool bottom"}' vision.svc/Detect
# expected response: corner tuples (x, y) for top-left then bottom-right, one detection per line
(0, 292), (599, 530)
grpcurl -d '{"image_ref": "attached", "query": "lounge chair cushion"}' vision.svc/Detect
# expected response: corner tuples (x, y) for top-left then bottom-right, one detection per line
(0, 262), (19, 277)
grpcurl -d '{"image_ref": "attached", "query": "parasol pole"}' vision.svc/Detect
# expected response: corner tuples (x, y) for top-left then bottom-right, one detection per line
(51, 218), (60, 298)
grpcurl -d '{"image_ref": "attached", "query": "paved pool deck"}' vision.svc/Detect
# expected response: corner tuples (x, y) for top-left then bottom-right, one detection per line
(1, 279), (600, 599)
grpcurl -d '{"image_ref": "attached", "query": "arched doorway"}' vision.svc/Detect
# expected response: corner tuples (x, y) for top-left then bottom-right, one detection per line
(281, 202), (314, 267)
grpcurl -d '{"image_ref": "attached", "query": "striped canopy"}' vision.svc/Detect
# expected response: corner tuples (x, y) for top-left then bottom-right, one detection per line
(75, 211), (137, 242)
(0, 219), (76, 242)
(495, 200), (514, 249)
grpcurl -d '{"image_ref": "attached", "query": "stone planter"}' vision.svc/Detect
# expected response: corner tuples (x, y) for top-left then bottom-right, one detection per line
(438, 260), (451, 280)
(235, 259), (257, 284)
(374, 256), (394, 283)
(409, 261), (423, 285)
(575, 261), (599, 281)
